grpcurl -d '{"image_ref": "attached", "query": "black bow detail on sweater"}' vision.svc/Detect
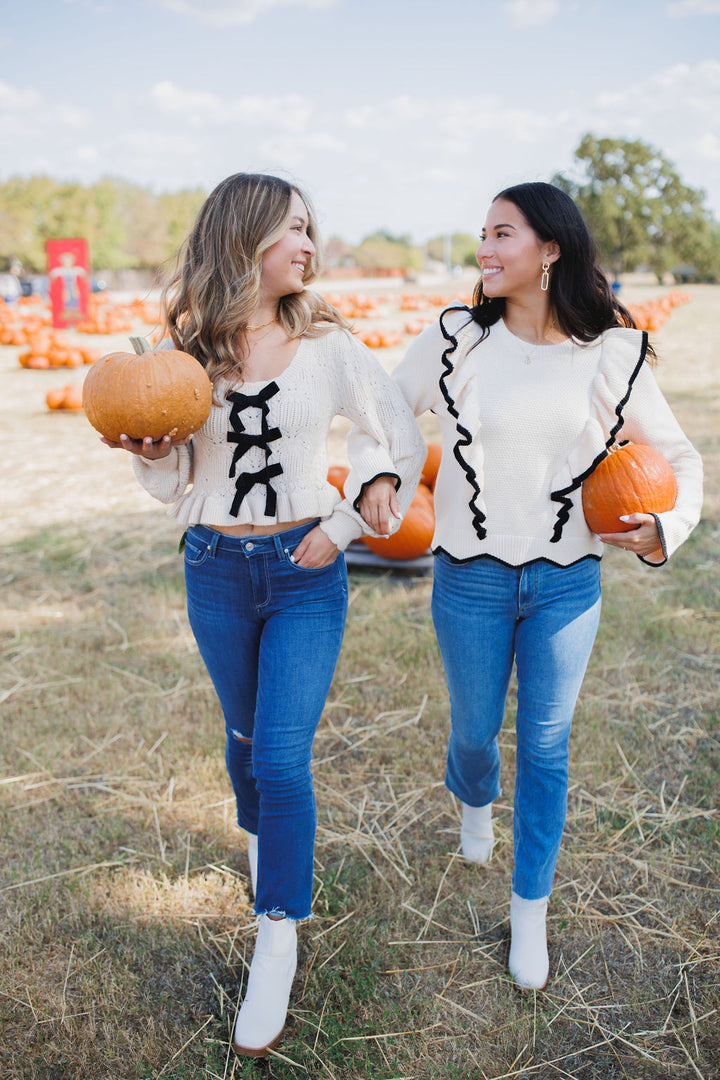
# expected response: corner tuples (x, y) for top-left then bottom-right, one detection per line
(226, 383), (284, 518)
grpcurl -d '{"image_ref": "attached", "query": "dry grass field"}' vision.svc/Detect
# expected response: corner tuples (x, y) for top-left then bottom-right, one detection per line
(1, 278), (718, 1079)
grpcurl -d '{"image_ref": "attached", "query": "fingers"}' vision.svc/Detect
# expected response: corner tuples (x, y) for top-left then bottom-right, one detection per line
(290, 527), (339, 568)
(115, 434), (174, 458)
(597, 515), (661, 556)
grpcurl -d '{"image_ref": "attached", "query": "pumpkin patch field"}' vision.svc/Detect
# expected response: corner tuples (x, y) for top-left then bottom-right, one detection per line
(0, 277), (718, 1080)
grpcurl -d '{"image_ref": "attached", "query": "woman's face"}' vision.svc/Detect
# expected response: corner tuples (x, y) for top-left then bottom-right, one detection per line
(259, 190), (316, 302)
(476, 198), (557, 301)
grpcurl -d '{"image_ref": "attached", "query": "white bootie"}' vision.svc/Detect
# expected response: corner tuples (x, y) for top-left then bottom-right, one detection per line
(247, 833), (258, 896)
(460, 801), (494, 864)
(232, 915), (297, 1057)
(508, 891), (549, 990)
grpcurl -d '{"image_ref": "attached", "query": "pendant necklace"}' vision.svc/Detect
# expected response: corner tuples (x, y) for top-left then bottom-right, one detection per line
(514, 337), (542, 365)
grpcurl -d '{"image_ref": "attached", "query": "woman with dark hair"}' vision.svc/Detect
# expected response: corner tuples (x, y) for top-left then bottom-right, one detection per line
(358, 181), (703, 990)
(102, 172), (425, 1053)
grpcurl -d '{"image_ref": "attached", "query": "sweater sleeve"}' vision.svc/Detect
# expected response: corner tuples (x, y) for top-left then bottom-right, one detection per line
(131, 442), (194, 504)
(390, 315), (456, 417)
(317, 331), (426, 550)
(619, 361), (703, 565)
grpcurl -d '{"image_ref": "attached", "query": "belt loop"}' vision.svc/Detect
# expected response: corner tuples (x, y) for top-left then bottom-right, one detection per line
(272, 532), (286, 558)
(206, 527), (220, 557)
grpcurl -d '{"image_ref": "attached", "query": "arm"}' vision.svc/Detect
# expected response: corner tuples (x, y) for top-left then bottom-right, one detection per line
(607, 362), (703, 565)
(317, 332), (427, 550)
(128, 437), (194, 503)
(354, 318), (450, 534)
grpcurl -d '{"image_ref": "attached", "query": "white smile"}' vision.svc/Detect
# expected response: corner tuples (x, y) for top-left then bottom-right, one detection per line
(292, 262), (306, 272)
(482, 267), (502, 277)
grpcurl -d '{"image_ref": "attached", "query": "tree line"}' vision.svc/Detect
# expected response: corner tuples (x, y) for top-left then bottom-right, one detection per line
(1, 136), (718, 283)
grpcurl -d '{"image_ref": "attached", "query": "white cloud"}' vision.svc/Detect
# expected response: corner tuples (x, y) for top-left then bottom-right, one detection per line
(149, 0), (336, 25)
(693, 132), (720, 159)
(504, 0), (561, 28)
(148, 81), (312, 130)
(0, 79), (41, 111)
(667, 0), (720, 14)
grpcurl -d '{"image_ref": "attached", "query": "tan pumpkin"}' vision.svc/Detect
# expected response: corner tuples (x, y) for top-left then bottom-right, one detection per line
(582, 442), (677, 534)
(82, 340), (212, 442)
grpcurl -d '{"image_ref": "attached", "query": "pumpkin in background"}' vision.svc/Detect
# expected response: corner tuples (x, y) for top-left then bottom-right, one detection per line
(327, 465), (350, 495)
(46, 384), (84, 411)
(582, 442), (677, 534)
(421, 442), (442, 490)
(363, 487), (435, 560)
(82, 342), (212, 442)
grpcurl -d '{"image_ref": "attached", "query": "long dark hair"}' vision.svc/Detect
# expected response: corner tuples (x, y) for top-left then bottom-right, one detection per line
(469, 181), (654, 356)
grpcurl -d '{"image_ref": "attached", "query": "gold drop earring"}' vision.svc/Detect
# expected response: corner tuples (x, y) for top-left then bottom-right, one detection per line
(541, 262), (550, 292)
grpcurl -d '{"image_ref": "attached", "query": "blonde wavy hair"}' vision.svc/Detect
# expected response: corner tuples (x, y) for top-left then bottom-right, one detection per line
(161, 172), (351, 384)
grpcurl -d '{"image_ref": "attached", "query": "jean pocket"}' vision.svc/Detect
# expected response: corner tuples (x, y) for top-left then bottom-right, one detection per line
(282, 546), (337, 574)
(184, 531), (213, 566)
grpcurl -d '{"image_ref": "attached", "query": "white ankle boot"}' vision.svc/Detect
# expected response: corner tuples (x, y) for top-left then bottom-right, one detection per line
(508, 891), (549, 990)
(460, 801), (494, 864)
(247, 832), (258, 896)
(233, 915), (297, 1057)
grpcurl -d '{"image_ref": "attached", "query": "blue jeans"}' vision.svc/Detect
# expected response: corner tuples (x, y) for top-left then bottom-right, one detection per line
(184, 521), (348, 920)
(431, 554), (601, 900)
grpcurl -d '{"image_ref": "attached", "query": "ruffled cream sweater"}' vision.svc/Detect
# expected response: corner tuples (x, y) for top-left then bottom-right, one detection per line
(132, 328), (426, 550)
(358, 305), (703, 567)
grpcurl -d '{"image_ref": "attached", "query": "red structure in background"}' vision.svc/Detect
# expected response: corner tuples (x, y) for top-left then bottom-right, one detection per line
(46, 238), (90, 328)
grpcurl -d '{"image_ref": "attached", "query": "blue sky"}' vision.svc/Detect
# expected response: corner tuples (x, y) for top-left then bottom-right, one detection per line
(1, 0), (719, 244)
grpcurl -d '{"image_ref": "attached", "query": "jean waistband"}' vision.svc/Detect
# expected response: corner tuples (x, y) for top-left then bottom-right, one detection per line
(187, 520), (320, 557)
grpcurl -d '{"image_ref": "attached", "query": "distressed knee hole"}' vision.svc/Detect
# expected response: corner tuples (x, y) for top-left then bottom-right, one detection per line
(231, 729), (252, 744)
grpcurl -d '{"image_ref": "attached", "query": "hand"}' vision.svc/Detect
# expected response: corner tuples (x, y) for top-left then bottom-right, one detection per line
(290, 525), (340, 568)
(101, 434), (190, 459)
(596, 513), (664, 560)
(357, 476), (401, 537)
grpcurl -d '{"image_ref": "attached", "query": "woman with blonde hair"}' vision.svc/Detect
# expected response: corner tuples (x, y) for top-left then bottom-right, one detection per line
(103, 172), (425, 1054)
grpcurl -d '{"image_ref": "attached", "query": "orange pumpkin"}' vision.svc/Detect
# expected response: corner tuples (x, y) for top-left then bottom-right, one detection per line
(421, 443), (442, 490)
(46, 387), (67, 409)
(327, 465), (350, 495)
(46, 384), (84, 411)
(582, 442), (677, 534)
(363, 488), (435, 560)
(82, 343), (212, 442)
(62, 384), (84, 410)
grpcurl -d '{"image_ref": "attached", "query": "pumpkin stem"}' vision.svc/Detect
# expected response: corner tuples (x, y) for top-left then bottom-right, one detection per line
(129, 335), (152, 355)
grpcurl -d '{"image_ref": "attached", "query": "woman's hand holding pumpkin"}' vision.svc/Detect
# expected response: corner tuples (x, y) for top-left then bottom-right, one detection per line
(102, 433), (191, 458)
(597, 512), (663, 559)
(358, 476), (401, 537)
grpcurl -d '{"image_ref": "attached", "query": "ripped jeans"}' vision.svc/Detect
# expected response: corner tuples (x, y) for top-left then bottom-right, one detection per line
(184, 521), (348, 920)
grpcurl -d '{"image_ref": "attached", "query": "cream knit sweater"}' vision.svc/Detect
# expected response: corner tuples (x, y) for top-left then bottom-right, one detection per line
(356, 305), (703, 567)
(132, 328), (426, 550)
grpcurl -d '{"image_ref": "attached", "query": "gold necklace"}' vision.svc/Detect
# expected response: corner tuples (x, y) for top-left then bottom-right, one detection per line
(247, 317), (277, 332)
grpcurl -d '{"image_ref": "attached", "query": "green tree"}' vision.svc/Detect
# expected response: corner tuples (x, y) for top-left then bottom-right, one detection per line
(425, 233), (479, 268)
(0, 176), (207, 275)
(353, 230), (424, 273)
(553, 134), (719, 282)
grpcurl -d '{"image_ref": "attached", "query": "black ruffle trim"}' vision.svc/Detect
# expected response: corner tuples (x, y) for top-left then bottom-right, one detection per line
(549, 331), (649, 544)
(432, 546), (601, 568)
(437, 306), (487, 541)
